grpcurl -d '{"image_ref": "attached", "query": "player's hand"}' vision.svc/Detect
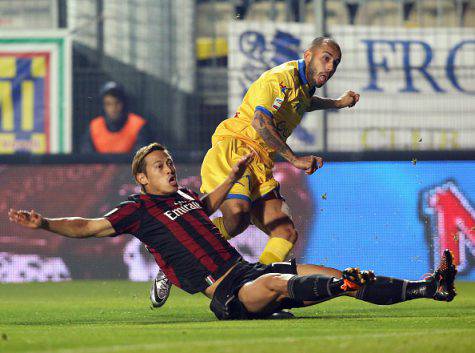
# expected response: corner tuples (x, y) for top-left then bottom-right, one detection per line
(230, 153), (255, 183)
(8, 208), (44, 229)
(336, 90), (360, 108)
(290, 155), (323, 175)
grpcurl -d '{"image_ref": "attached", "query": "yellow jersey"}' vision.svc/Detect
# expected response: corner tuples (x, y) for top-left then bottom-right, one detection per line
(212, 59), (315, 164)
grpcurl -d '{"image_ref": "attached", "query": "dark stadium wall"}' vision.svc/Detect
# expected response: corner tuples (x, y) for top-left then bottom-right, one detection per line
(72, 43), (200, 153)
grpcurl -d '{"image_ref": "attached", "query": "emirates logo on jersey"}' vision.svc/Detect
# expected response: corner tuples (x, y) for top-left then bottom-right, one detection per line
(164, 201), (202, 221)
(174, 200), (189, 205)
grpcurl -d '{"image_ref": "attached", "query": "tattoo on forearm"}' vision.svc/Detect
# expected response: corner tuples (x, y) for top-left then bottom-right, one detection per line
(253, 112), (294, 161)
(309, 96), (336, 111)
(254, 113), (267, 129)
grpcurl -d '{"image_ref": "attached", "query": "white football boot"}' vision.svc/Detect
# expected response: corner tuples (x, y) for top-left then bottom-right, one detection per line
(150, 269), (171, 308)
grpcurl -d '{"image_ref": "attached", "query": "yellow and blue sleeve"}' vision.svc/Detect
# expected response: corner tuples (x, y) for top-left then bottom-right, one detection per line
(250, 76), (286, 118)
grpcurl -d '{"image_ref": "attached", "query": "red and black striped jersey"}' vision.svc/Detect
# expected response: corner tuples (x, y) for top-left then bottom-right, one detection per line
(105, 188), (241, 294)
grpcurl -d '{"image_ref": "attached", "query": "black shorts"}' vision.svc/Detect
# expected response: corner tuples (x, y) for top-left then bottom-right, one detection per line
(209, 259), (302, 320)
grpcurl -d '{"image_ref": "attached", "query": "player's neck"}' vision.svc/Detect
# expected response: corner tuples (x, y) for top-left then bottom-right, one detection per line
(145, 189), (178, 197)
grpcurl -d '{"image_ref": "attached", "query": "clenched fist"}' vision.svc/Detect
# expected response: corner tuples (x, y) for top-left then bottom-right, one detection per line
(336, 90), (360, 108)
(290, 155), (324, 175)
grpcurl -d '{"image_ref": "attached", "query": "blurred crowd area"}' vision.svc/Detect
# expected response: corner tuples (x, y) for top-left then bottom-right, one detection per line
(0, 0), (474, 155)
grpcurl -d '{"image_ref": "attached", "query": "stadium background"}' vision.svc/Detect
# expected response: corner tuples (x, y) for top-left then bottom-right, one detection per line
(0, 0), (474, 283)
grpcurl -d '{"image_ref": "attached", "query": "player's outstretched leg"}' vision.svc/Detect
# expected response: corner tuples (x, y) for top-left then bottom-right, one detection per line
(237, 266), (374, 315)
(286, 267), (375, 303)
(354, 249), (457, 305)
(150, 269), (171, 308)
(237, 251), (457, 318)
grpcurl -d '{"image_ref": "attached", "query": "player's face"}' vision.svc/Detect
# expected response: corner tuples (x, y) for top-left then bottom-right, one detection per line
(140, 150), (178, 195)
(103, 95), (124, 121)
(306, 42), (341, 88)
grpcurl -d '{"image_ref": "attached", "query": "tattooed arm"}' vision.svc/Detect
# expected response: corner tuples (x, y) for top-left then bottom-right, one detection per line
(251, 110), (323, 174)
(307, 90), (360, 112)
(251, 110), (296, 163)
(308, 96), (341, 111)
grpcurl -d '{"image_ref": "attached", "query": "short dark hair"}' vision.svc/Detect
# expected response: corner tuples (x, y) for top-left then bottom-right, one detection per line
(132, 142), (166, 190)
(308, 37), (341, 56)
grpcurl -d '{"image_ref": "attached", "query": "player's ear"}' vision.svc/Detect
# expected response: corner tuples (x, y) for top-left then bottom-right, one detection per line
(136, 172), (148, 187)
(303, 48), (312, 63)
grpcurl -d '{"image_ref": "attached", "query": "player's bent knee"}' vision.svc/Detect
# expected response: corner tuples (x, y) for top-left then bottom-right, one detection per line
(261, 273), (293, 295)
(238, 273), (294, 313)
(278, 226), (298, 244)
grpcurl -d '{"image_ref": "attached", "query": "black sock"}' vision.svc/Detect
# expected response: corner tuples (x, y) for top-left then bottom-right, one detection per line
(287, 275), (345, 302)
(356, 276), (436, 305)
(405, 279), (437, 300)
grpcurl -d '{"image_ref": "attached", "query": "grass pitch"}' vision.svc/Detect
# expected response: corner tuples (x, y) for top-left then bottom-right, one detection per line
(0, 281), (474, 353)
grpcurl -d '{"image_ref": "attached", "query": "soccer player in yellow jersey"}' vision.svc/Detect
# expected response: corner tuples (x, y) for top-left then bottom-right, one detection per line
(150, 36), (360, 309)
(200, 37), (360, 265)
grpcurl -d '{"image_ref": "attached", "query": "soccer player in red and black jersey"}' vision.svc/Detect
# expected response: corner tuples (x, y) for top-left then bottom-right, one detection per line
(9, 143), (457, 320)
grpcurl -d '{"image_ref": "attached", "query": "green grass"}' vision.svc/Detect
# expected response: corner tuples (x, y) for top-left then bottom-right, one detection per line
(0, 281), (474, 353)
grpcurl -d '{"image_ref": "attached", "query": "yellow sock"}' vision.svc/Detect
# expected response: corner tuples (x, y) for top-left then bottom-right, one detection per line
(212, 217), (231, 240)
(259, 237), (294, 264)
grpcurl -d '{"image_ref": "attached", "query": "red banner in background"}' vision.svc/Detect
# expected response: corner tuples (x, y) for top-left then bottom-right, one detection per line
(421, 181), (475, 274)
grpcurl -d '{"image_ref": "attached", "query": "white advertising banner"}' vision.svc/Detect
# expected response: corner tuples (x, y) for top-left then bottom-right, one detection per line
(228, 22), (475, 151)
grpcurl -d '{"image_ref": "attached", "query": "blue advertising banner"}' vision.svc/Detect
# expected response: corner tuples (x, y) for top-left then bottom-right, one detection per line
(303, 161), (475, 281)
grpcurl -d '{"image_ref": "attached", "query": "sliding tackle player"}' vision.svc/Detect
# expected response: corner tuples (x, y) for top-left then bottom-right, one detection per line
(10, 143), (457, 320)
